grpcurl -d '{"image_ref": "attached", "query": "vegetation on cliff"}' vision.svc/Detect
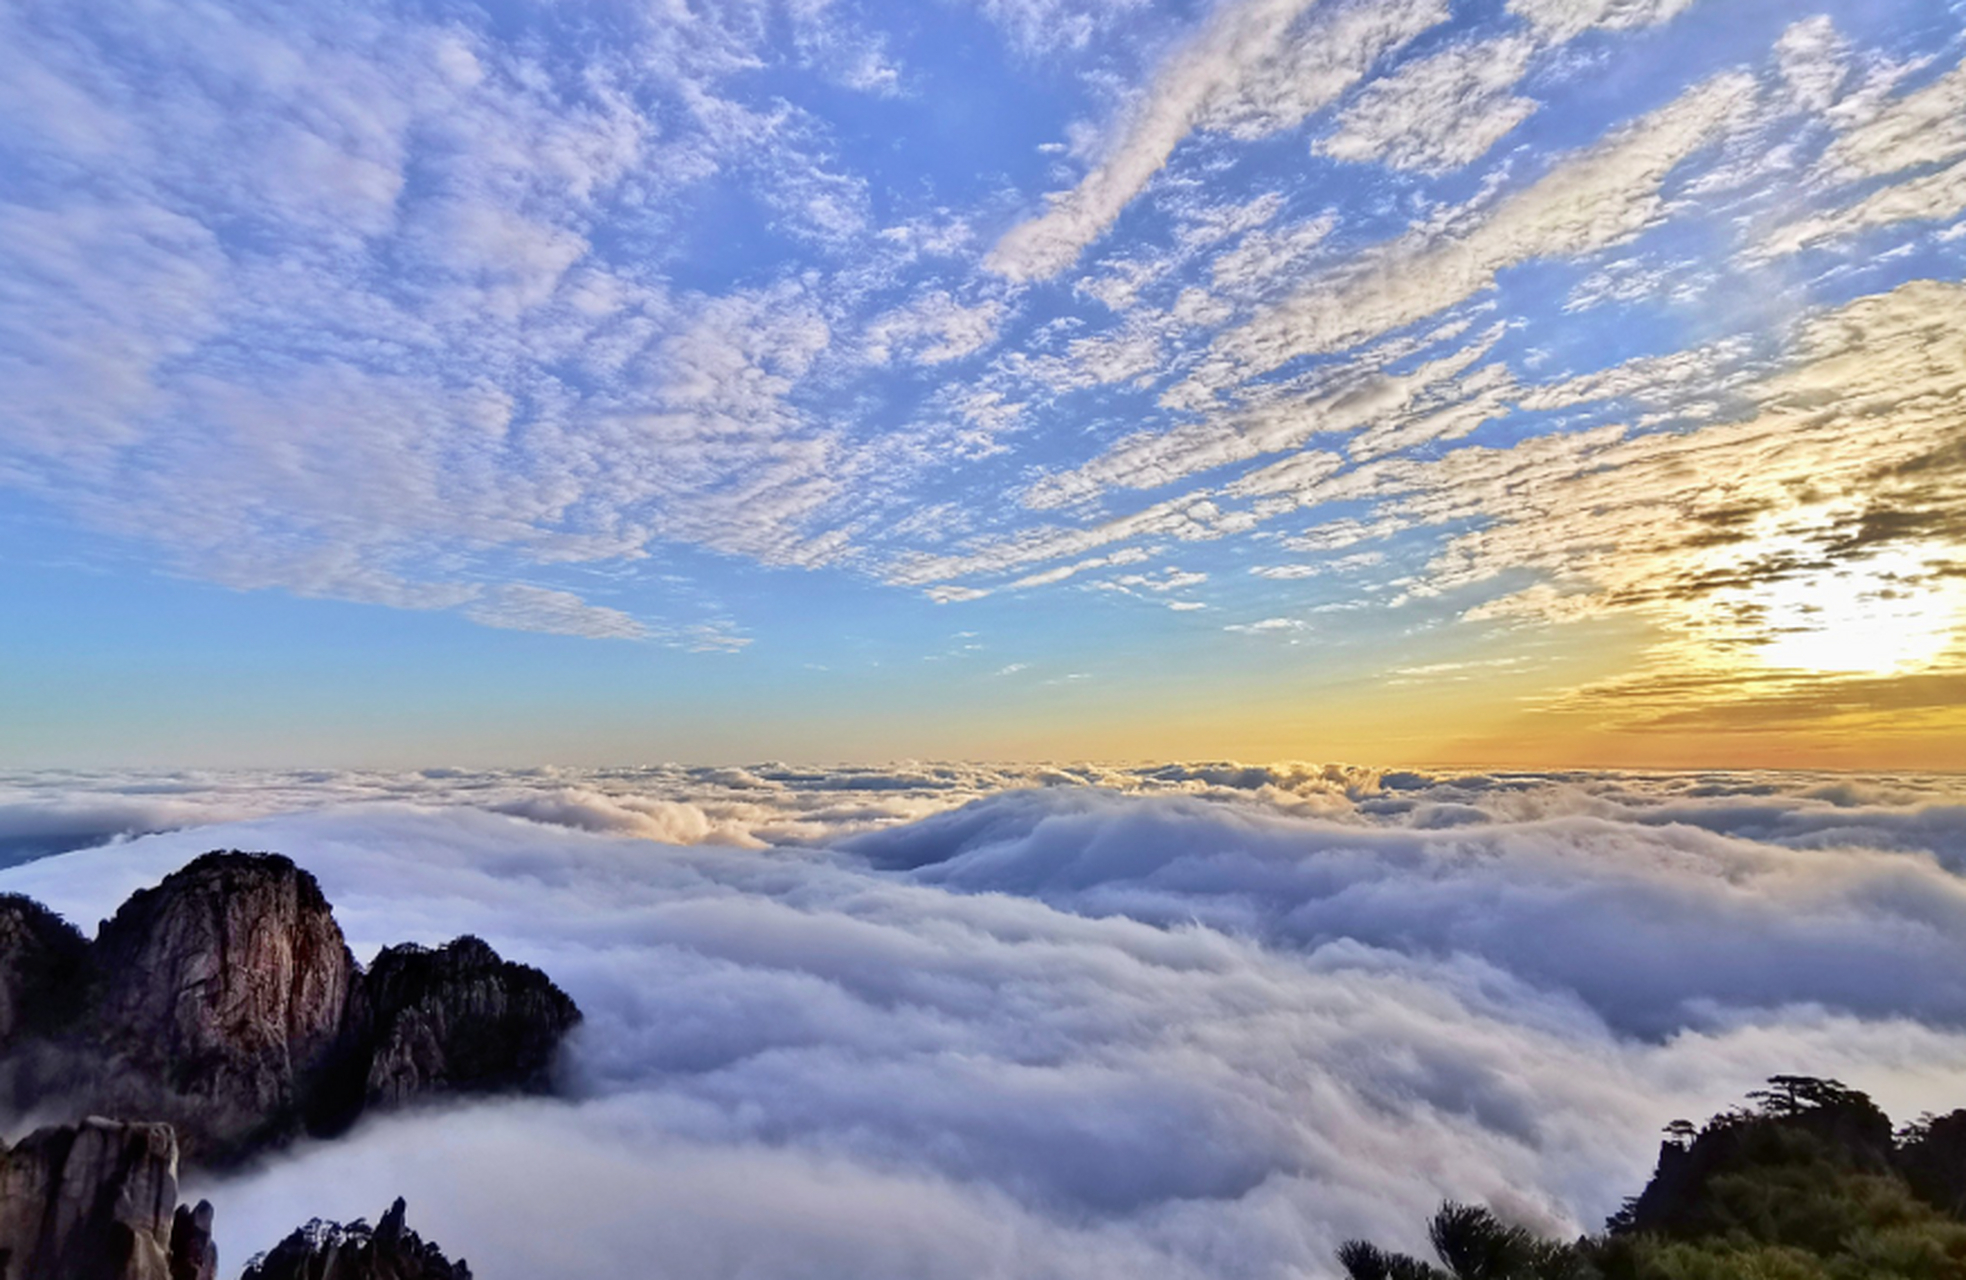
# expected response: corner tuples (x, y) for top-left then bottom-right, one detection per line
(1340, 1076), (1966, 1280)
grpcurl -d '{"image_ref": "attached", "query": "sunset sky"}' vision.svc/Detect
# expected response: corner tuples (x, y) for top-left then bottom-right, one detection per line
(2, 0), (1963, 769)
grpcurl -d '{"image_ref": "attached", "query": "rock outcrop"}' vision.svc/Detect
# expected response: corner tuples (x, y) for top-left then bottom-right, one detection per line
(0, 1116), (207, 1280)
(0, 851), (580, 1167)
(356, 937), (580, 1108)
(0, 851), (572, 1276)
(167, 1201), (217, 1280)
(241, 1199), (469, 1280)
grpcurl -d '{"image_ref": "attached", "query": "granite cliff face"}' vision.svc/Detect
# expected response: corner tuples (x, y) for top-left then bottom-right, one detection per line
(241, 1199), (469, 1280)
(78, 855), (359, 1161)
(0, 850), (581, 1167)
(0, 1116), (209, 1280)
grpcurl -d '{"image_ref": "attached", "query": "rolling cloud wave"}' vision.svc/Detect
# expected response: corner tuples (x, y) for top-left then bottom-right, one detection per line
(0, 768), (1962, 1278)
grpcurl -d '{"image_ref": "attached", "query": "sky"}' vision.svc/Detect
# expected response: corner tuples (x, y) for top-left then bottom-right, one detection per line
(2, 0), (1964, 769)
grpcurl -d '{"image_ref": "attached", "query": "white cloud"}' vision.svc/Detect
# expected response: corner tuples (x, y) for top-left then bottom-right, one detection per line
(1506, 0), (1698, 43)
(1774, 16), (1847, 114)
(1223, 616), (1306, 633)
(1019, 324), (1498, 515)
(1225, 70), (1754, 367)
(864, 293), (1007, 365)
(1756, 52), (1966, 259)
(0, 772), (1959, 1278)
(970, 0), (1153, 58)
(1009, 545), (1156, 589)
(1316, 36), (1539, 175)
(1760, 159), (1966, 256)
(1819, 53), (1966, 182)
(1207, 213), (1338, 297)
(0, 1), (909, 641)
(890, 492), (1241, 587)
(1191, 0), (1452, 140)
(987, 0), (1446, 280)
(464, 585), (649, 641)
(1249, 550), (1384, 579)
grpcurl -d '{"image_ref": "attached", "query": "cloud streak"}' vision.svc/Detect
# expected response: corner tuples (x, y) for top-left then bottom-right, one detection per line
(1228, 70), (1754, 368)
(987, 0), (1446, 280)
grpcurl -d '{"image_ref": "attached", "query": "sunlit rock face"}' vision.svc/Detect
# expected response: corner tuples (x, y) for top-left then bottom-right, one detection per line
(0, 1117), (187, 1280)
(86, 853), (359, 1160)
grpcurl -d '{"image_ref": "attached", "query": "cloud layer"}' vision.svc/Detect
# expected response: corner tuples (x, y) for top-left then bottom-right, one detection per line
(2, 768), (1965, 1278)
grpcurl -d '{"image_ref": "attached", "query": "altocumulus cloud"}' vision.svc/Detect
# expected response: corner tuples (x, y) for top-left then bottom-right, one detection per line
(1, 772), (1965, 1277)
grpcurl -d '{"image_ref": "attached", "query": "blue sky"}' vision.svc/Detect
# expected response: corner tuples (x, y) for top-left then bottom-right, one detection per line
(2, 0), (1964, 767)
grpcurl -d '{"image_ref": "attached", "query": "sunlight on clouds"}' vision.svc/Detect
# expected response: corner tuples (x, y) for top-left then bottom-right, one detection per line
(1744, 546), (1966, 677)
(1440, 277), (1966, 731)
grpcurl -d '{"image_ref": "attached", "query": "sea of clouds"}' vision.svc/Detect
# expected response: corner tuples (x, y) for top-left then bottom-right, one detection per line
(1, 763), (1964, 1278)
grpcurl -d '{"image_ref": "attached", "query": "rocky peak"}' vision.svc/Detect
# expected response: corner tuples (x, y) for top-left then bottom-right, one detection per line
(357, 935), (580, 1108)
(0, 1120), (470, 1280)
(79, 852), (358, 1161)
(167, 1201), (216, 1280)
(92, 852), (356, 1073)
(241, 1199), (470, 1280)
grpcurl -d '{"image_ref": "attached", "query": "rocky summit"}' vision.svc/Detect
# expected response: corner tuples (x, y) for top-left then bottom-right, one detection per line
(0, 850), (582, 1166)
(241, 1199), (469, 1280)
(356, 935), (578, 1108)
(81, 853), (359, 1160)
